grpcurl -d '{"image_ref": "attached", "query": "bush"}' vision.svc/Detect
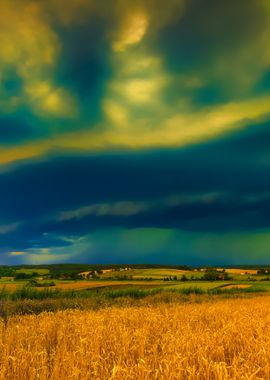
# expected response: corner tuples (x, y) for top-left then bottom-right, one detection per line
(26, 280), (56, 288)
(180, 275), (188, 282)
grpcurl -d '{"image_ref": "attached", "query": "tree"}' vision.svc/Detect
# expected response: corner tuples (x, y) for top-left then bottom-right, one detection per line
(202, 268), (232, 281)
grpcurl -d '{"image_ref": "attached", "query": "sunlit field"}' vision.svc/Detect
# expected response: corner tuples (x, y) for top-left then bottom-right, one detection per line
(0, 280), (165, 292)
(1, 296), (270, 379)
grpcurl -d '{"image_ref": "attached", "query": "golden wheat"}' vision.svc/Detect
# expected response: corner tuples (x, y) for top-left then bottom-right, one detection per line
(1, 296), (270, 379)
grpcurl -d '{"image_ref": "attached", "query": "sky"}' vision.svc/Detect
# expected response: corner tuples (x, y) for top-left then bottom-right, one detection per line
(1, 0), (270, 266)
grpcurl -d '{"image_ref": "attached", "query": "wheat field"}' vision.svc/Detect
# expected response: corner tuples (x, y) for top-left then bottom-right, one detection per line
(1, 296), (270, 379)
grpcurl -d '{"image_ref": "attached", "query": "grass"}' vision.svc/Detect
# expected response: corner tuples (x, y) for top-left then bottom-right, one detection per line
(100, 268), (203, 279)
(100, 268), (265, 281)
(167, 281), (230, 290)
(0, 281), (266, 304)
(1, 296), (270, 379)
(0, 279), (166, 292)
(1, 285), (164, 301)
(15, 268), (50, 275)
(1, 273), (270, 318)
(1, 276), (269, 299)
(224, 268), (258, 274)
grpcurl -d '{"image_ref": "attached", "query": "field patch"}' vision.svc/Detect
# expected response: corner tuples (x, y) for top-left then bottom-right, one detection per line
(222, 284), (251, 289)
(53, 280), (165, 290)
(0, 280), (166, 293)
(225, 268), (258, 275)
(15, 268), (50, 275)
(101, 268), (200, 280)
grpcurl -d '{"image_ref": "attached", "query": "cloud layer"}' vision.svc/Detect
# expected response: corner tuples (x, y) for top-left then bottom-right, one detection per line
(1, 1), (270, 264)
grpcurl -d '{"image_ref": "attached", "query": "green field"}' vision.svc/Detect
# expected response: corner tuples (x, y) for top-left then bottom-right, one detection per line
(1, 265), (270, 307)
(100, 268), (203, 279)
(13, 267), (264, 282)
(1, 278), (269, 295)
(99, 267), (265, 281)
(166, 281), (230, 290)
(1, 270), (270, 317)
(15, 268), (50, 275)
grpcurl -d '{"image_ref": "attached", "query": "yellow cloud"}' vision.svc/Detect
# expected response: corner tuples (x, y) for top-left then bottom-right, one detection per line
(113, 11), (149, 52)
(102, 46), (167, 139)
(111, 0), (186, 53)
(0, 143), (49, 166)
(110, 78), (166, 104)
(104, 48), (166, 115)
(0, 1), (58, 78)
(56, 94), (270, 150)
(9, 251), (25, 256)
(119, 56), (161, 75)
(103, 99), (128, 127)
(0, 0), (186, 119)
(0, 0), (76, 117)
(25, 81), (77, 117)
(25, 248), (72, 264)
(2, 0), (270, 169)
(2, 95), (270, 168)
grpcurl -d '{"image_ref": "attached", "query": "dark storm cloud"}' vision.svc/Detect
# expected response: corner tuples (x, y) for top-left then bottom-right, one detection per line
(148, 0), (269, 108)
(153, 0), (263, 72)
(0, 112), (46, 144)
(54, 19), (113, 127)
(42, 191), (270, 235)
(1, 120), (270, 255)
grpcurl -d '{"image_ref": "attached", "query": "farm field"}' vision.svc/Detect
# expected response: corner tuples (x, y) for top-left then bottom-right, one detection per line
(15, 268), (50, 275)
(1, 277), (270, 320)
(0, 280), (166, 292)
(98, 267), (265, 281)
(2, 278), (270, 295)
(2, 265), (270, 315)
(161, 280), (270, 293)
(53, 280), (165, 290)
(1, 296), (270, 379)
(99, 268), (202, 279)
(1, 264), (270, 296)
(167, 281), (231, 291)
(224, 268), (258, 275)
(1, 265), (265, 281)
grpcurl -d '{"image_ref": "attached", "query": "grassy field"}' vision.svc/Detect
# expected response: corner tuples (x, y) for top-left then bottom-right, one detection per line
(53, 280), (165, 290)
(167, 281), (231, 290)
(1, 266), (270, 306)
(99, 267), (263, 281)
(1, 277), (270, 295)
(1, 296), (270, 379)
(100, 268), (202, 279)
(2, 265), (265, 282)
(0, 280), (166, 292)
(0, 279), (268, 318)
(15, 268), (50, 275)
(224, 268), (258, 275)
